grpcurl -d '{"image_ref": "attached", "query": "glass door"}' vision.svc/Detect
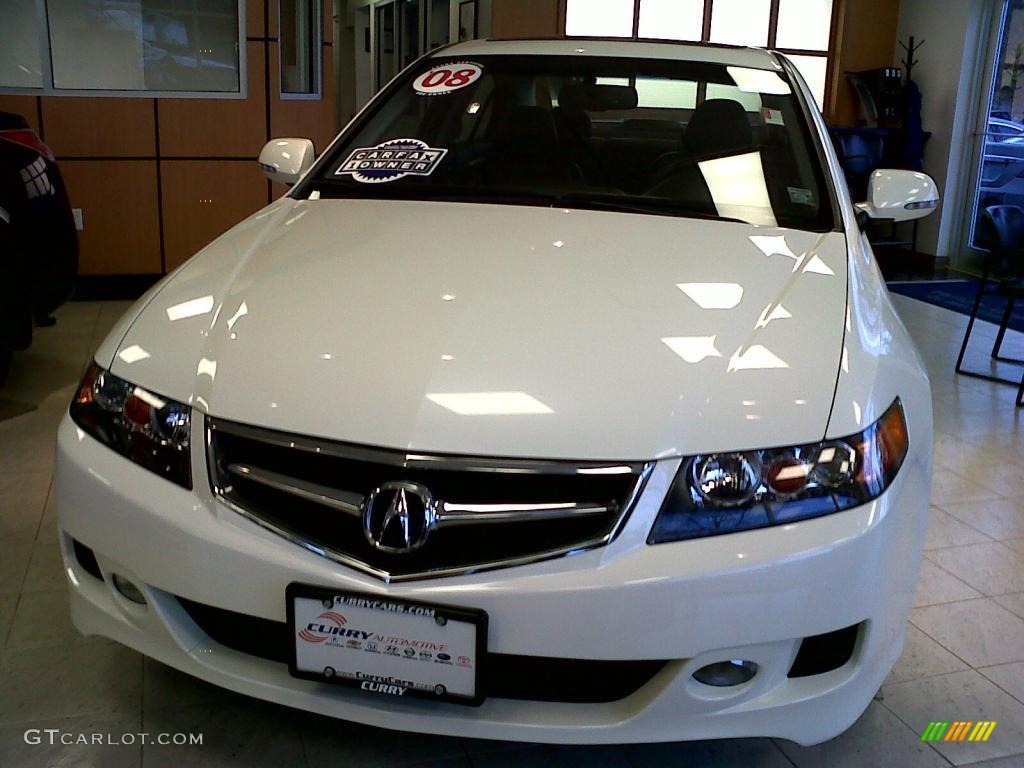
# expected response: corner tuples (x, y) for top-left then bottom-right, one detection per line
(428, 0), (451, 50)
(375, 1), (398, 91)
(375, 0), (435, 92)
(399, 0), (421, 71)
(961, 1), (1024, 269)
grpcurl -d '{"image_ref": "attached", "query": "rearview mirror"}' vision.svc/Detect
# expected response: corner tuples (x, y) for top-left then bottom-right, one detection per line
(558, 84), (639, 112)
(856, 169), (939, 223)
(258, 138), (315, 185)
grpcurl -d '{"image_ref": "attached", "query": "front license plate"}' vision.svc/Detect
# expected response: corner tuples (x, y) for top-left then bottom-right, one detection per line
(286, 584), (487, 706)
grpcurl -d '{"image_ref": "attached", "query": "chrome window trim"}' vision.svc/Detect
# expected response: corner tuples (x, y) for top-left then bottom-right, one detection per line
(206, 417), (654, 583)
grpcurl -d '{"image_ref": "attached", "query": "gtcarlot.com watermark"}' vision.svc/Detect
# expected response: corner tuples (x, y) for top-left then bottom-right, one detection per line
(24, 729), (203, 746)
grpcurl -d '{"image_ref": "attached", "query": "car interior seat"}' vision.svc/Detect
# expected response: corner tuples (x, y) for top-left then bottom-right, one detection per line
(645, 98), (755, 207)
(480, 105), (578, 188)
(552, 99), (604, 186)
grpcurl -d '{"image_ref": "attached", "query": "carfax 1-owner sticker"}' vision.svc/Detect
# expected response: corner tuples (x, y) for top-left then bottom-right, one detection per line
(413, 62), (483, 95)
(335, 138), (447, 184)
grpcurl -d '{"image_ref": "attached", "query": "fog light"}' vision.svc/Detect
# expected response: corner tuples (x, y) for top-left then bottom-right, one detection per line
(112, 573), (147, 605)
(692, 659), (758, 687)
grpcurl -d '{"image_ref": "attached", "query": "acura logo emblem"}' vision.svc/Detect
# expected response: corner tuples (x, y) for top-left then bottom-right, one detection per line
(362, 481), (437, 553)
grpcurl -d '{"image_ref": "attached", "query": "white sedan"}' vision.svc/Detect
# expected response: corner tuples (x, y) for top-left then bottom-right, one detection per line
(56, 39), (936, 745)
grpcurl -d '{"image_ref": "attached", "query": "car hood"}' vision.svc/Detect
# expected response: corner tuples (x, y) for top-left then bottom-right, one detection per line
(106, 198), (849, 461)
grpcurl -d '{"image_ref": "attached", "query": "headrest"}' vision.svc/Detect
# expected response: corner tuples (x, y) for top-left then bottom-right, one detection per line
(686, 99), (754, 159)
(494, 106), (560, 149)
(552, 105), (592, 138)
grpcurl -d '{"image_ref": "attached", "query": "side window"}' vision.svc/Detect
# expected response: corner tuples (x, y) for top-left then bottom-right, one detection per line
(635, 78), (697, 109)
(596, 76), (697, 110)
(594, 78), (762, 112)
(706, 83), (763, 112)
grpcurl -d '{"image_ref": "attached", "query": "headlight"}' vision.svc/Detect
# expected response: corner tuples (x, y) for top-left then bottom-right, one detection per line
(70, 362), (192, 489)
(648, 398), (908, 543)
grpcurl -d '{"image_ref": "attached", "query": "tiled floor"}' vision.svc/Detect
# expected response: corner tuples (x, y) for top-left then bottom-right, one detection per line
(2, 294), (1024, 767)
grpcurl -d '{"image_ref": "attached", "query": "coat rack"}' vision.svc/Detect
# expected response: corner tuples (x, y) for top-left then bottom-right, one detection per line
(900, 36), (925, 82)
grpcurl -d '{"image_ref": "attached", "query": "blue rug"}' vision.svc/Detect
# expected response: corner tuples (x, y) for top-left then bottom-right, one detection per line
(888, 279), (1024, 334)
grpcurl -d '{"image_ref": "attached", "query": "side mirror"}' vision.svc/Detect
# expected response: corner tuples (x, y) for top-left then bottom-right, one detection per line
(258, 138), (315, 185)
(855, 169), (939, 224)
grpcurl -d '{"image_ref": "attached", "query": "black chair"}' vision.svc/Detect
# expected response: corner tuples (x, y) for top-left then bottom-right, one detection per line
(955, 204), (1024, 406)
(829, 129), (885, 202)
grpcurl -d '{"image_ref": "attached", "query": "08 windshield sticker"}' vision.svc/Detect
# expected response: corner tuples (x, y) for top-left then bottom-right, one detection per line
(412, 62), (483, 95)
(335, 138), (448, 183)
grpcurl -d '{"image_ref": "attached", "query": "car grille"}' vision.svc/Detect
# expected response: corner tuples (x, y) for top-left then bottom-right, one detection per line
(177, 597), (668, 704)
(206, 418), (651, 581)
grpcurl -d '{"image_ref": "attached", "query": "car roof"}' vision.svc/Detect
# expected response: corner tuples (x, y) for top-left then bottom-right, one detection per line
(432, 38), (783, 71)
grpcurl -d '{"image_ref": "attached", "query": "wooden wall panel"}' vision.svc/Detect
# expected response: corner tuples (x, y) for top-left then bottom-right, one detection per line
(161, 160), (269, 270)
(41, 97), (155, 158)
(269, 0), (280, 40)
(248, 0), (266, 38)
(491, 0), (561, 38)
(828, 0), (901, 126)
(5, 0), (339, 279)
(60, 160), (161, 275)
(270, 44), (338, 152)
(0, 96), (41, 133)
(323, 0), (334, 44)
(158, 42), (268, 158)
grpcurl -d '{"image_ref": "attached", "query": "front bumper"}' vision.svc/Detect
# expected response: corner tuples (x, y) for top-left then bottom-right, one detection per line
(55, 412), (929, 745)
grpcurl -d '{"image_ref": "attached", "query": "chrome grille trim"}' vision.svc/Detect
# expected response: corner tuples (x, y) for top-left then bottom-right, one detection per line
(437, 500), (613, 524)
(206, 417), (653, 583)
(226, 463), (617, 525)
(208, 417), (640, 475)
(226, 464), (363, 515)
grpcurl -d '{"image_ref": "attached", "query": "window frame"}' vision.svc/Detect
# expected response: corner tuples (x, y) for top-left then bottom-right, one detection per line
(0, 0), (249, 100)
(279, 0), (324, 101)
(564, 0), (835, 109)
(374, 0), (399, 92)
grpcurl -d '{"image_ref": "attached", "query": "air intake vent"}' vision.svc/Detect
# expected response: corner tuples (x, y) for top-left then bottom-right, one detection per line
(177, 596), (666, 703)
(72, 538), (103, 581)
(788, 623), (861, 678)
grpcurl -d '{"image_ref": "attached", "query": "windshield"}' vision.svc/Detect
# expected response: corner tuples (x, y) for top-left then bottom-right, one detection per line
(300, 54), (836, 231)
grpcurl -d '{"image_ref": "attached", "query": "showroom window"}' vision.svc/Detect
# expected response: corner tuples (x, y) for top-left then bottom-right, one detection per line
(0, 0), (246, 97)
(280, 0), (322, 97)
(565, 0), (834, 107)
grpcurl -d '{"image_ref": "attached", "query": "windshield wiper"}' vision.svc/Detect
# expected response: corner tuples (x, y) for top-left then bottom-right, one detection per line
(304, 180), (747, 224)
(550, 194), (747, 224)
(305, 180), (558, 206)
